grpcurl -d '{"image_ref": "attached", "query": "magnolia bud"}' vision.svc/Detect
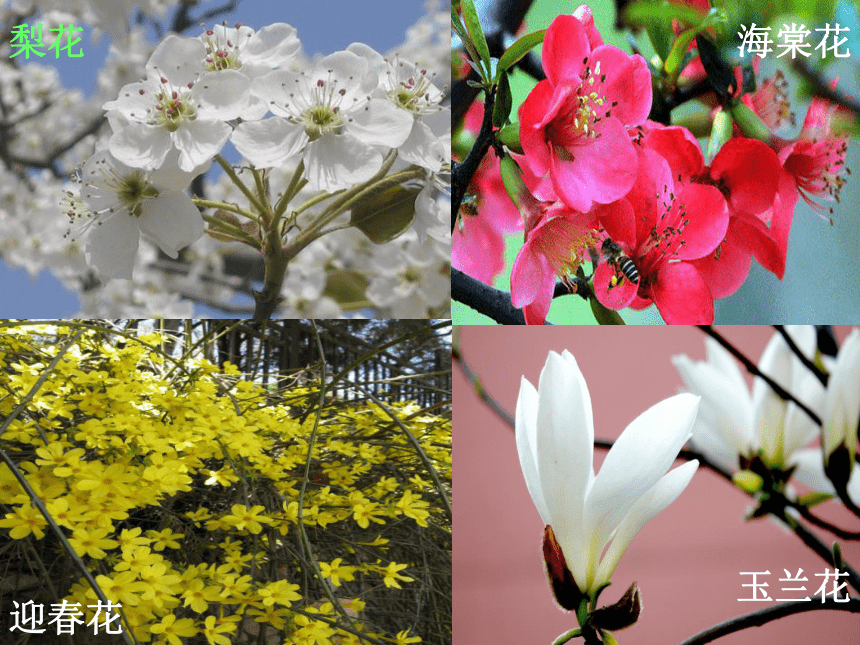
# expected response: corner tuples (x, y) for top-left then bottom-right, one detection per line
(589, 581), (643, 632)
(732, 469), (764, 494)
(542, 525), (585, 611)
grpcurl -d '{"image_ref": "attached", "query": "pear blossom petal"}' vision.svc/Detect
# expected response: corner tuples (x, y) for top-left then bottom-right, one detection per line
(231, 118), (308, 167)
(305, 134), (381, 192)
(172, 119), (232, 172)
(137, 191), (204, 258)
(86, 212), (141, 279)
(348, 98), (414, 148)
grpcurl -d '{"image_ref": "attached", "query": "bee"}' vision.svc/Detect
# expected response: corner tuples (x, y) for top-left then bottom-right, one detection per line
(601, 238), (639, 285)
(457, 191), (479, 234)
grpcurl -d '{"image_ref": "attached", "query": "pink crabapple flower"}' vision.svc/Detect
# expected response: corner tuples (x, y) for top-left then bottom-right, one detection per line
(452, 102), (523, 285)
(519, 13), (651, 213)
(636, 125), (785, 298)
(510, 194), (595, 325)
(773, 90), (851, 221)
(102, 35), (234, 172)
(592, 144), (728, 324)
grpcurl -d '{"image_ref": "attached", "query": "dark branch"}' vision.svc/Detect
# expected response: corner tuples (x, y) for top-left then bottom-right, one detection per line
(680, 596), (860, 645)
(453, 267), (543, 325)
(452, 86), (496, 233)
(773, 325), (828, 387)
(791, 58), (860, 117)
(696, 326), (822, 426)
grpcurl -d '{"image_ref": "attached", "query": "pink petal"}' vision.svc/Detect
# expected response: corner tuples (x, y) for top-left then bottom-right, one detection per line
(550, 117), (637, 212)
(542, 15), (589, 87)
(652, 263), (714, 324)
(511, 240), (553, 309)
(710, 138), (780, 215)
(590, 45), (652, 126)
(672, 183), (729, 259)
(593, 260), (638, 310)
(689, 221), (753, 299)
(519, 80), (555, 177)
(643, 125), (705, 179)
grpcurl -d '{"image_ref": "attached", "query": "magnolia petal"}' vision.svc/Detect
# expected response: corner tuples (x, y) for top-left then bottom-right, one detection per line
(535, 351), (594, 585)
(594, 460), (699, 589)
(672, 351), (753, 459)
(823, 329), (860, 460)
(584, 393), (699, 561)
(515, 376), (551, 525)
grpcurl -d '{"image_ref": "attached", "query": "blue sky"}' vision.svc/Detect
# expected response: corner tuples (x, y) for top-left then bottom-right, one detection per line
(2, 0), (432, 318)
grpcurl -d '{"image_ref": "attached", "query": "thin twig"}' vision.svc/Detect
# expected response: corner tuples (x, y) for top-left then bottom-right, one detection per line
(452, 85), (497, 232)
(696, 326), (822, 426)
(773, 325), (828, 386)
(680, 596), (860, 645)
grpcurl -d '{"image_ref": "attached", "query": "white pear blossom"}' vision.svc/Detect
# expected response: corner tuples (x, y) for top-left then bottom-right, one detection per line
(232, 50), (413, 191)
(75, 150), (204, 279)
(516, 349), (699, 595)
(103, 35), (233, 171)
(672, 326), (826, 474)
(346, 43), (447, 171)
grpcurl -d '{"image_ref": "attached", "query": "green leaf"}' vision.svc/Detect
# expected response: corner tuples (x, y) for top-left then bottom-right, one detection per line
(796, 491), (834, 508)
(624, 0), (707, 60)
(323, 269), (369, 306)
(498, 154), (525, 206)
(497, 122), (522, 154)
(497, 29), (546, 74)
(492, 71), (512, 128)
(602, 631), (620, 645)
(460, 0), (491, 77)
(349, 185), (419, 244)
(590, 297), (626, 325)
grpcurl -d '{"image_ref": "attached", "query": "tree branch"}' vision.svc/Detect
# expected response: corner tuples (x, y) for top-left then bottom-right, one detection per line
(452, 86), (496, 232)
(773, 325), (828, 387)
(680, 596), (860, 645)
(696, 326), (822, 426)
(453, 267), (548, 325)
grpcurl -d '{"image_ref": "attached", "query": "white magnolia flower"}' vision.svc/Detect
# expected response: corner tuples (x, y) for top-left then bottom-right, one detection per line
(78, 150), (204, 279)
(516, 349), (699, 596)
(232, 50), (413, 191)
(821, 328), (860, 474)
(672, 326), (825, 474)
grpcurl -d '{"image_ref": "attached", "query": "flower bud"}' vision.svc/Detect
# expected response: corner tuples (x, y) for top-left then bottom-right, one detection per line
(823, 443), (853, 494)
(589, 581), (642, 632)
(732, 469), (764, 494)
(542, 525), (585, 611)
(730, 102), (772, 143)
(706, 107), (733, 162)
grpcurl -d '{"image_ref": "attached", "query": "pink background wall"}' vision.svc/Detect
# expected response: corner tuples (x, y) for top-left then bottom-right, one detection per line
(454, 326), (860, 645)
